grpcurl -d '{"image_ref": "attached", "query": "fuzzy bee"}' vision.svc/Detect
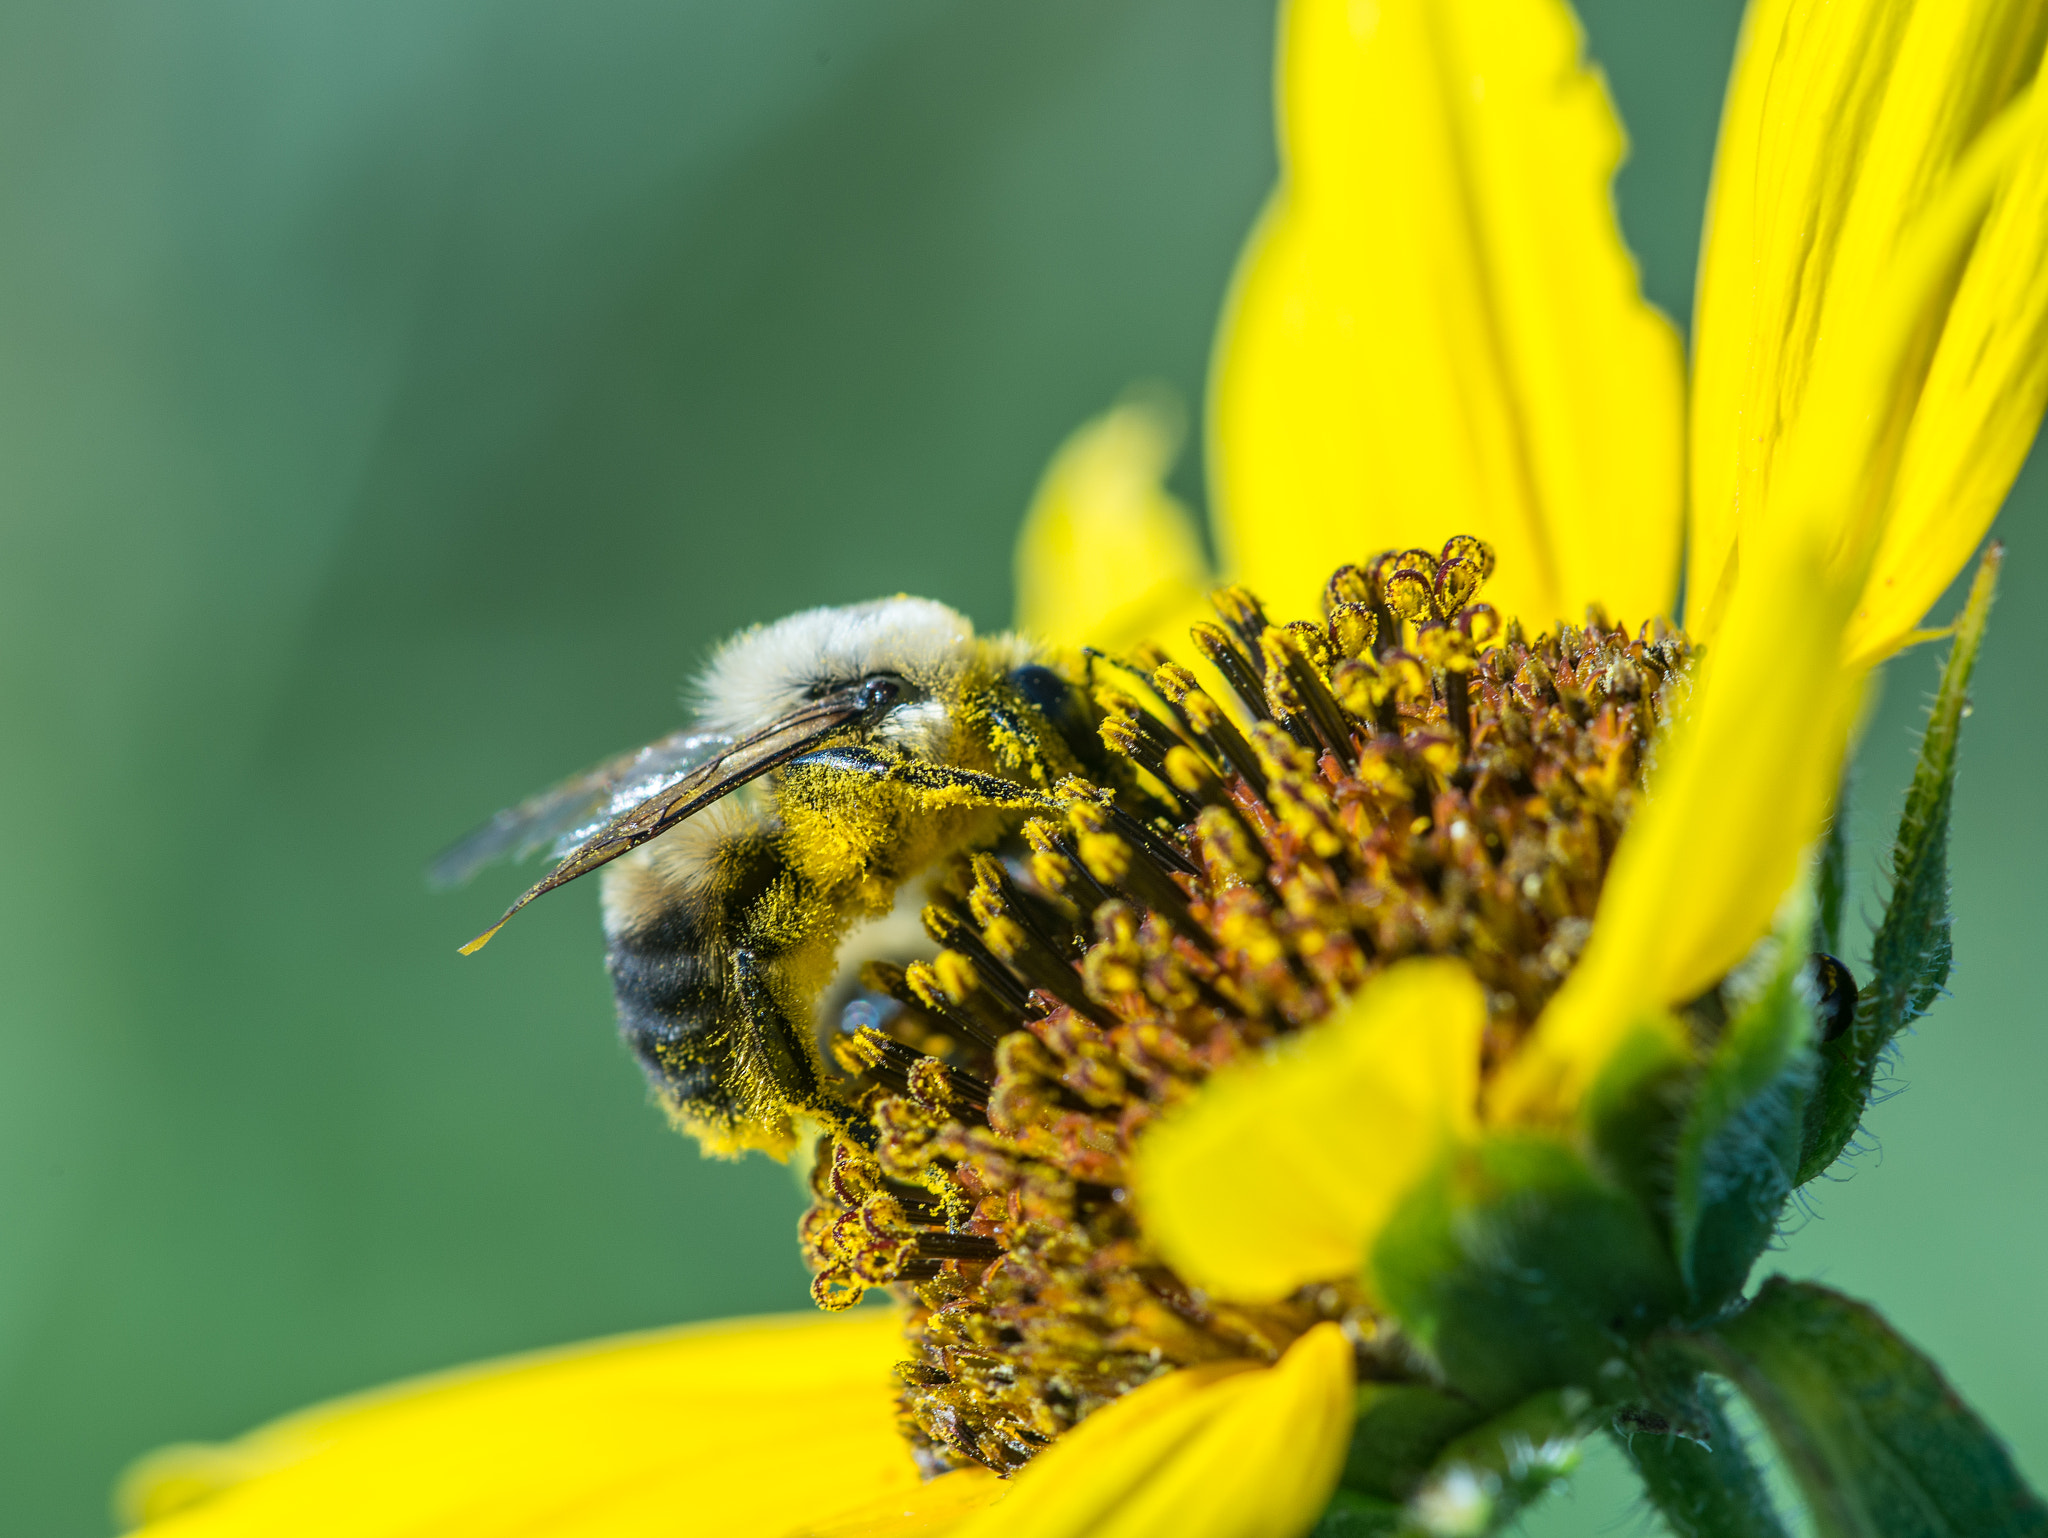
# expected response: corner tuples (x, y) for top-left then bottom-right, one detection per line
(435, 598), (1093, 1157)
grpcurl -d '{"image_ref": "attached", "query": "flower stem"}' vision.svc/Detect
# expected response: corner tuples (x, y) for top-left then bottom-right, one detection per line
(1616, 1378), (1790, 1538)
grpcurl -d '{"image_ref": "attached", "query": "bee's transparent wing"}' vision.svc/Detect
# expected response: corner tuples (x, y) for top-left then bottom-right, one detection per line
(428, 727), (735, 890)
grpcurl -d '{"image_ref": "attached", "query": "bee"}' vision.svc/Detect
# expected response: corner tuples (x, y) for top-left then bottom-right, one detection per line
(434, 597), (1093, 1157)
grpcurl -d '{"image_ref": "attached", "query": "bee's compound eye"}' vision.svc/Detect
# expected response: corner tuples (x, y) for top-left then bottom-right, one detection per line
(1008, 664), (1071, 714)
(858, 674), (903, 711)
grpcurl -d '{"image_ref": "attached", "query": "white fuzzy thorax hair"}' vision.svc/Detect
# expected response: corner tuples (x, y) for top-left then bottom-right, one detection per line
(688, 596), (979, 738)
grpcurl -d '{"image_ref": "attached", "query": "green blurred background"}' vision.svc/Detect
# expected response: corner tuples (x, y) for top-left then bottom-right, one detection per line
(0, 1), (2040, 1532)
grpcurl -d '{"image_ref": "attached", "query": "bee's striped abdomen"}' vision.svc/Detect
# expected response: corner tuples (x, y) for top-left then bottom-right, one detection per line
(607, 894), (732, 1128)
(600, 819), (828, 1156)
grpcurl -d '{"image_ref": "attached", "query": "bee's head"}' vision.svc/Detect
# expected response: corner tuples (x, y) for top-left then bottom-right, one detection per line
(692, 596), (1079, 777)
(453, 597), (1086, 954)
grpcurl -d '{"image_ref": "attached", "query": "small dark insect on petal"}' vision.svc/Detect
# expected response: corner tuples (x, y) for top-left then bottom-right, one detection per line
(1811, 953), (1860, 1042)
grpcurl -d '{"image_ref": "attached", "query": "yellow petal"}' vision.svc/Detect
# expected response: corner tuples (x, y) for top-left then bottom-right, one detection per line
(1492, 523), (1861, 1123)
(955, 1324), (1355, 1538)
(1499, 78), (2044, 1120)
(1012, 393), (1213, 653)
(791, 1468), (1005, 1538)
(1210, 0), (1684, 631)
(121, 1309), (944, 1538)
(1849, 75), (2048, 662)
(1135, 958), (1485, 1303)
(1689, 0), (2048, 647)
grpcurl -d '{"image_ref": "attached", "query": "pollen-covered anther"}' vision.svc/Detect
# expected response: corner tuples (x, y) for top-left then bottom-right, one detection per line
(1379, 651), (1432, 706)
(894, 958), (1009, 1053)
(1329, 602), (1379, 659)
(1081, 901), (1147, 1003)
(797, 1204), (839, 1270)
(1412, 622), (1471, 670)
(1283, 620), (1335, 673)
(1150, 661), (1199, 706)
(1249, 723), (1347, 860)
(897, 960), (948, 1016)
(1095, 687), (1194, 779)
(1067, 800), (1207, 947)
(1262, 628), (1357, 768)
(939, 952), (991, 1012)
(1329, 655), (1392, 731)
(1461, 603), (1504, 647)
(859, 1190), (917, 1242)
(1071, 820), (1131, 884)
(811, 1269), (866, 1312)
(1156, 664), (1268, 792)
(1021, 817), (1116, 911)
(834, 1024), (901, 1076)
(1381, 566), (1436, 625)
(1188, 620), (1275, 722)
(1369, 537), (1499, 628)
(1192, 803), (1268, 884)
(1439, 533), (1497, 578)
(1325, 563), (1374, 608)
(922, 903), (1034, 1015)
(1139, 935), (1204, 1013)
(1261, 652), (1306, 722)
(907, 1054), (990, 1117)
(1433, 557), (1483, 614)
(823, 1138), (879, 1205)
(1097, 715), (1144, 760)
(980, 914), (1089, 1016)
(872, 1094), (947, 1184)
(1210, 584), (1272, 650)
(1159, 743), (1219, 800)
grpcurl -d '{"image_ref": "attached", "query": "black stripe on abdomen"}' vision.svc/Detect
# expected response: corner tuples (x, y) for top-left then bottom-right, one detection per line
(607, 892), (734, 1119)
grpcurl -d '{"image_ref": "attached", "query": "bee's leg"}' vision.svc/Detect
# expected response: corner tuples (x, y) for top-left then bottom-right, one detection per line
(730, 949), (877, 1150)
(889, 759), (1060, 809)
(788, 745), (1055, 812)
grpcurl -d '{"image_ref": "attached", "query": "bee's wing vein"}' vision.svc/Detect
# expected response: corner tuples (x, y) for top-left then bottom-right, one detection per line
(428, 728), (733, 889)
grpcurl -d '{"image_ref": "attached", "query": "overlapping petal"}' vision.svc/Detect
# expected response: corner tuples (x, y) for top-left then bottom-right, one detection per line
(1210, 0), (1683, 632)
(1689, 0), (2048, 654)
(121, 1310), (971, 1538)
(1506, 42), (2048, 1121)
(952, 1325), (1354, 1538)
(1851, 91), (2048, 660)
(1012, 395), (1213, 653)
(1491, 520), (1859, 1122)
(1136, 959), (1485, 1303)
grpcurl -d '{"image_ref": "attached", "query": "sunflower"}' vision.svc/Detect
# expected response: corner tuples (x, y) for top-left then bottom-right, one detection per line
(125, 0), (2048, 1535)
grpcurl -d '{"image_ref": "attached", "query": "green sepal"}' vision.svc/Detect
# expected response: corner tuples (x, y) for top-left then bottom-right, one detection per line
(1617, 1376), (1792, 1538)
(1685, 1277), (2048, 1538)
(1336, 1382), (1490, 1502)
(1311, 1389), (1598, 1538)
(1671, 927), (1816, 1310)
(1581, 1014), (1694, 1226)
(1406, 1388), (1594, 1534)
(1306, 1489), (1406, 1538)
(1799, 547), (1997, 1184)
(1372, 1133), (1683, 1408)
